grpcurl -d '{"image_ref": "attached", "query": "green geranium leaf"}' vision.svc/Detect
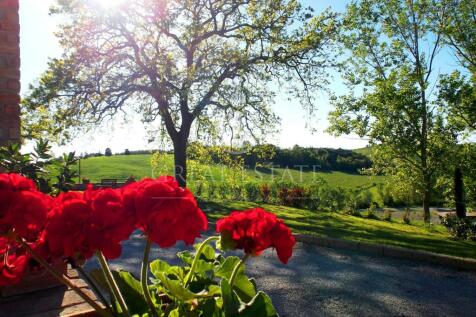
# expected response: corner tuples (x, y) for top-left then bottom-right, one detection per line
(221, 279), (240, 317)
(193, 258), (215, 275)
(200, 298), (221, 317)
(194, 243), (216, 261)
(239, 291), (279, 317)
(169, 308), (180, 317)
(177, 250), (194, 265)
(150, 259), (185, 281)
(155, 272), (197, 302)
(150, 259), (171, 275)
(89, 269), (149, 316)
(215, 257), (257, 302)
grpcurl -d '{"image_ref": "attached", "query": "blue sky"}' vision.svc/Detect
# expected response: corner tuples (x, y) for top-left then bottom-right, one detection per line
(18, 0), (457, 155)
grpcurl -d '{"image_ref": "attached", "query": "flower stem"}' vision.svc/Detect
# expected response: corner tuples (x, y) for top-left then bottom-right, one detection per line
(75, 264), (113, 314)
(229, 254), (250, 288)
(96, 251), (131, 317)
(17, 238), (111, 317)
(141, 238), (159, 317)
(184, 236), (219, 287)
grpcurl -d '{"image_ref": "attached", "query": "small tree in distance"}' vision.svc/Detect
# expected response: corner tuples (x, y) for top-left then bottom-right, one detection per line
(105, 148), (112, 157)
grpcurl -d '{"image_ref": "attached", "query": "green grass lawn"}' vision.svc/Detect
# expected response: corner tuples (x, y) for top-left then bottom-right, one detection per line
(78, 154), (386, 189)
(201, 200), (476, 260)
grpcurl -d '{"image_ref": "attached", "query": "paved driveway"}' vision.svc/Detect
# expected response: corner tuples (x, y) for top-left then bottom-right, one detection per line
(87, 232), (476, 317)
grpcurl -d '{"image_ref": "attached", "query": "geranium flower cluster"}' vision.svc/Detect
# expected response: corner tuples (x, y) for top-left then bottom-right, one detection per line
(0, 173), (295, 290)
(217, 208), (296, 264)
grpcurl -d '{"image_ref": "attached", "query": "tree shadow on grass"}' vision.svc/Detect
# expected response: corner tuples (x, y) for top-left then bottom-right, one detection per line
(202, 201), (476, 259)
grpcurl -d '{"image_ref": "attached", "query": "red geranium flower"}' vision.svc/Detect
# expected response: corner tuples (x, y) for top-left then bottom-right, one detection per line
(124, 177), (208, 248)
(0, 173), (47, 238)
(86, 188), (135, 259)
(45, 187), (135, 260)
(0, 237), (30, 286)
(216, 208), (296, 264)
(4, 190), (52, 240)
(0, 173), (37, 219)
(44, 193), (95, 260)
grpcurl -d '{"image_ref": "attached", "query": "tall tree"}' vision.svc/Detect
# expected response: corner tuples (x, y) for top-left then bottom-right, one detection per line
(440, 0), (476, 75)
(328, 0), (456, 222)
(24, 0), (337, 187)
(437, 0), (476, 211)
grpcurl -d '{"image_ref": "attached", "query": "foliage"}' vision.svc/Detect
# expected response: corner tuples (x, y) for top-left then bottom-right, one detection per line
(105, 148), (113, 157)
(403, 208), (411, 225)
(54, 152), (78, 193)
(0, 140), (52, 193)
(0, 140), (78, 195)
(328, 0), (458, 222)
(383, 209), (392, 222)
(441, 214), (476, 241)
(365, 204), (379, 220)
(440, 0), (476, 75)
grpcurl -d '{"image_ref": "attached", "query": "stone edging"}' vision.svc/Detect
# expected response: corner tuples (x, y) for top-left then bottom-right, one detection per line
(295, 234), (476, 271)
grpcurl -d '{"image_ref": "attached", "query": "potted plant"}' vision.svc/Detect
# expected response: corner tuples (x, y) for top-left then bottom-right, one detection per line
(0, 173), (296, 316)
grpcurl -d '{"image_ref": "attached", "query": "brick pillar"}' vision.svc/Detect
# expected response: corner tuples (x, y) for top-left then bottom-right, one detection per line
(0, 0), (20, 147)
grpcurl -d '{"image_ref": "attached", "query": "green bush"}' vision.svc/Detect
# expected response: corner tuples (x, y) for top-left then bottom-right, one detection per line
(403, 208), (411, 224)
(441, 215), (476, 240)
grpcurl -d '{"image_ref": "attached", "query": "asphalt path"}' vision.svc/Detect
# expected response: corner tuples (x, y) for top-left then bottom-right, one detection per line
(86, 232), (476, 317)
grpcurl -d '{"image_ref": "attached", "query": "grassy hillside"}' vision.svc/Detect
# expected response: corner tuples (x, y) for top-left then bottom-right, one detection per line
(78, 154), (386, 189)
(353, 146), (373, 157)
(203, 201), (476, 260)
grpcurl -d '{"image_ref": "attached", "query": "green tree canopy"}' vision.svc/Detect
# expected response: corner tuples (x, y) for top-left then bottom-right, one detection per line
(24, 0), (338, 187)
(328, 0), (457, 221)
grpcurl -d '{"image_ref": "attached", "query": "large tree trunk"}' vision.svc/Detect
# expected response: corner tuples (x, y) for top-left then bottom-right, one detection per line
(173, 136), (188, 188)
(454, 167), (466, 218)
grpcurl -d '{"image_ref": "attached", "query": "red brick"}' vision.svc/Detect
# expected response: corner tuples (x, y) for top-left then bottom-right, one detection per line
(0, 93), (20, 104)
(0, 0), (19, 9)
(0, 0), (20, 146)
(4, 104), (18, 115)
(6, 78), (19, 90)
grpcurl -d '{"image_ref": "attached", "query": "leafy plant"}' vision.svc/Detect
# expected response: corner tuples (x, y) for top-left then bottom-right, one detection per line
(441, 214), (476, 241)
(383, 209), (392, 222)
(365, 204), (379, 220)
(0, 140), (78, 195)
(0, 140), (53, 193)
(54, 152), (78, 193)
(403, 208), (411, 225)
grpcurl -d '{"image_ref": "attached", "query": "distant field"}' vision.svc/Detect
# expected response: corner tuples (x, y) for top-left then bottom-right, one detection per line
(78, 154), (386, 189)
(353, 146), (373, 157)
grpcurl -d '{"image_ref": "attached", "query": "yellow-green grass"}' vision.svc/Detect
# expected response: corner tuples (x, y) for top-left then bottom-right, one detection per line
(78, 154), (385, 189)
(202, 201), (476, 260)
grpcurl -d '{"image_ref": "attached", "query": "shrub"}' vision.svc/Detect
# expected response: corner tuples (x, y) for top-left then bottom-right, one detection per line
(441, 214), (476, 240)
(259, 184), (271, 203)
(105, 148), (112, 156)
(403, 208), (411, 224)
(124, 149), (130, 155)
(383, 209), (392, 222)
(244, 182), (260, 202)
(277, 187), (290, 206)
(366, 204), (379, 220)
(125, 175), (136, 184)
(288, 186), (307, 208)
